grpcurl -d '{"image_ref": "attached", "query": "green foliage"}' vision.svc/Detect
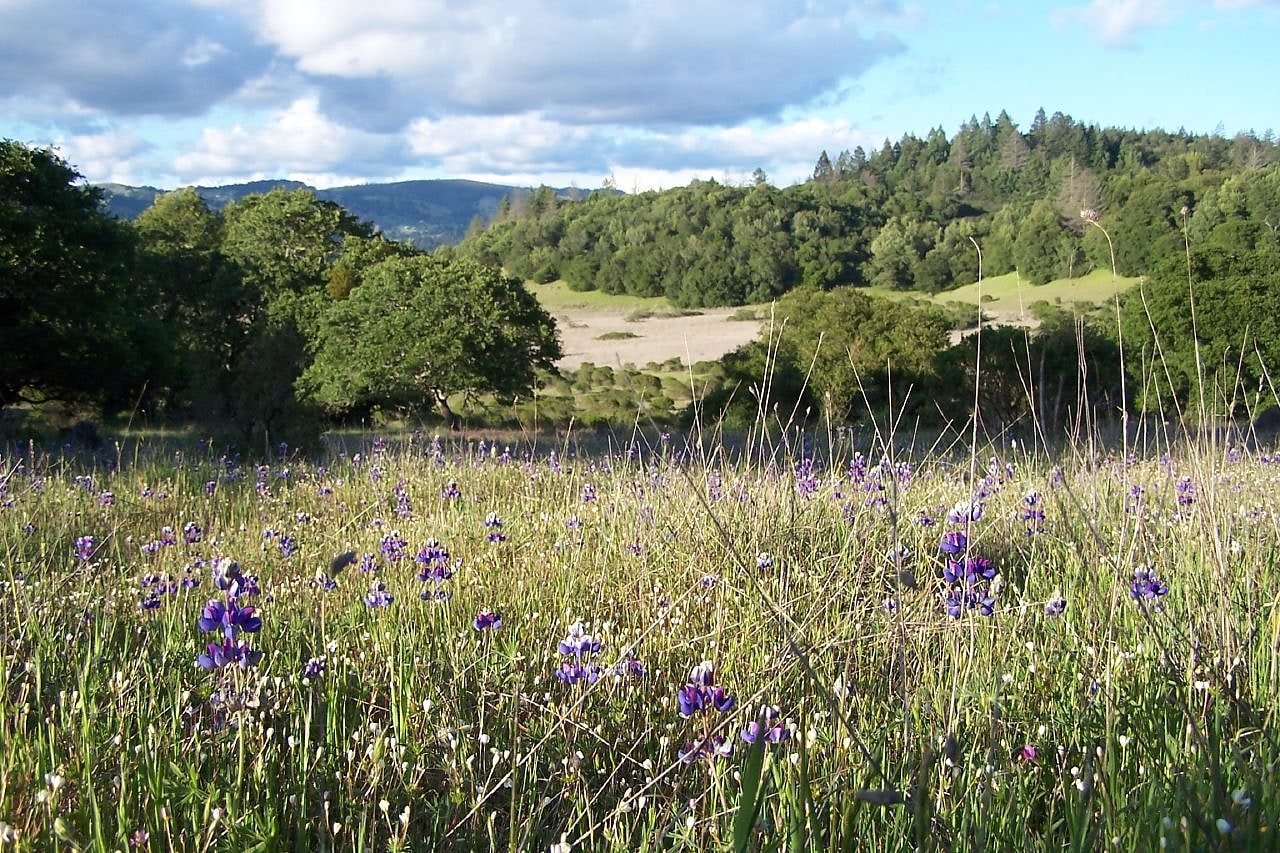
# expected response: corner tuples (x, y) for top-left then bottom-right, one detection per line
(701, 288), (950, 426)
(299, 255), (562, 425)
(0, 140), (160, 410)
(221, 188), (373, 303)
(1122, 244), (1280, 416)
(458, 117), (1280, 308)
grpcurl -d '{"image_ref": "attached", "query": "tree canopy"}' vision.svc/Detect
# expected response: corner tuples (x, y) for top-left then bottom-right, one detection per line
(299, 255), (562, 427)
(1122, 244), (1280, 416)
(457, 115), (1280, 306)
(0, 141), (156, 409)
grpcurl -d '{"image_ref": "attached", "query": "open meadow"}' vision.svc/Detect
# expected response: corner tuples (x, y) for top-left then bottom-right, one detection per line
(533, 272), (1140, 373)
(2, 422), (1279, 850)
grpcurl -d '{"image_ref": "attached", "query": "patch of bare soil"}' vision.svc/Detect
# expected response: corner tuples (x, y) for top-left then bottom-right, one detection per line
(554, 309), (759, 369)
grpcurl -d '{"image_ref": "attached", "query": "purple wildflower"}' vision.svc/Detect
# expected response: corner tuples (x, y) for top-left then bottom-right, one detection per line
(197, 638), (263, 670)
(74, 535), (98, 561)
(939, 531), (968, 556)
(1130, 567), (1169, 604)
(364, 581), (393, 608)
(277, 534), (299, 559)
(740, 706), (791, 744)
(473, 608), (502, 631)
(483, 512), (505, 543)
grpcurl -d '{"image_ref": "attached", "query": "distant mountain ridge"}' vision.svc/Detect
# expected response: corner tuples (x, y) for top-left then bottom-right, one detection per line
(97, 178), (589, 249)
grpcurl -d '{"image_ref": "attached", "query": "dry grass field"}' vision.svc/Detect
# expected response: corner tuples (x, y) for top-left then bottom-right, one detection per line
(534, 270), (1140, 370)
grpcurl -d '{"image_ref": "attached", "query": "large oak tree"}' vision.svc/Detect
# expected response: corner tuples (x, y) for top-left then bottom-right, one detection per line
(299, 255), (561, 428)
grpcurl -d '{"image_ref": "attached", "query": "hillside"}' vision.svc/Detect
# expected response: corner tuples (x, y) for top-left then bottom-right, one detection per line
(97, 179), (592, 249)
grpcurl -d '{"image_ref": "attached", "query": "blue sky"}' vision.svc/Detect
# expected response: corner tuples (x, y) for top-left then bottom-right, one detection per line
(1, 0), (1276, 191)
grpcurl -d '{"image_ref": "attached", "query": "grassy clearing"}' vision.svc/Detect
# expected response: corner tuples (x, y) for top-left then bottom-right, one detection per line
(527, 281), (676, 315)
(2, 420), (1279, 850)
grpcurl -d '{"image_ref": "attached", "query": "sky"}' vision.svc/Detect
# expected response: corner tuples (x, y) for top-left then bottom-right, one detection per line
(1, 0), (1277, 192)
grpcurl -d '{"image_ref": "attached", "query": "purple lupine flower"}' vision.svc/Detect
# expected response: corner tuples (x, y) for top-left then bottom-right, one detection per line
(277, 534), (299, 559)
(98, 491), (114, 507)
(741, 706), (791, 744)
(359, 552), (379, 574)
(197, 638), (263, 670)
(141, 540), (162, 560)
(364, 580), (393, 608)
(707, 471), (724, 502)
(74, 535), (98, 561)
(473, 608), (502, 631)
(613, 656), (645, 679)
(945, 583), (997, 618)
(947, 500), (983, 524)
(441, 480), (461, 500)
(211, 557), (241, 591)
(794, 458), (820, 497)
(180, 564), (202, 590)
(483, 512), (505, 543)
(1175, 477), (1196, 508)
(944, 555), (996, 584)
(302, 656), (326, 680)
(1130, 567), (1169, 604)
(706, 686), (736, 713)
(204, 480), (217, 496)
(555, 660), (601, 685)
(312, 572), (339, 591)
(182, 521), (203, 545)
(678, 735), (734, 762)
(1045, 595), (1067, 617)
(198, 598), (262, 637)
(380, 531), (408, 562)
(677, 684), (706, 717)
(1022, 491), (1045, 535)
(581, 483), (597, 503)
(558, 621), (603, 657)
(159, 527), (177, 547)
(939, 531), (968, 556)
(565, 515), (583, 531)
(689, 661), (716, 686)
(756, 552), (774, 572)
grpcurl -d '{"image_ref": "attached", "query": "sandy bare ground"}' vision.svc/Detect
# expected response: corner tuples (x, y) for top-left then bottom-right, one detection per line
(554, 309), (760, 370)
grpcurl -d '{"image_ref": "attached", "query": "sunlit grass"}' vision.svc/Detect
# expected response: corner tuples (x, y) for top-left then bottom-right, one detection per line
(1, 429), (1277, 849)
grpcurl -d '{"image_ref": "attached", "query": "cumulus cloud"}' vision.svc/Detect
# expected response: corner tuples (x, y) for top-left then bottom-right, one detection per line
(400, 112), (873, 189)
(172, 98), (405, 185)
(55, 127), (154, 185)
(0, 0), (272, 116)
(201, 0), (905, 127)
(1053, 0), (1176, 47)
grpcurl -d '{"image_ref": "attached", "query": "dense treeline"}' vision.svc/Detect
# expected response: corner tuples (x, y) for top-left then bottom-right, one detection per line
(1, 141), (560, 448)
(456, 110), (1280, 306)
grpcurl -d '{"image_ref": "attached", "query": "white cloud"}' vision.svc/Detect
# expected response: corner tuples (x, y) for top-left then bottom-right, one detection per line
(1054, 0), (1175, 47)
(56, 127), (152, 185)
(198, 0), (904, 126)
(172, 97), (402, 185)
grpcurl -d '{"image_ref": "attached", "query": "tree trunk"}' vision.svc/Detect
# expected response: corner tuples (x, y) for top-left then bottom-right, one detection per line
(433, 389), (461, 432)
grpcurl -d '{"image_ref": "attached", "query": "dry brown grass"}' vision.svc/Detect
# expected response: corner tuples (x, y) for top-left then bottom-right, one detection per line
(554, 307), (759, 369)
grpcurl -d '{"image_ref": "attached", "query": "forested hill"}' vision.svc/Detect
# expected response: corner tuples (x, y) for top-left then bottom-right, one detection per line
(455, 110), (1280, 307)
(99, 179), (587, 249)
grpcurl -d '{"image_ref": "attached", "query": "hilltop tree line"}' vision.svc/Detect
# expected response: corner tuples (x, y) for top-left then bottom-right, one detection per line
(456, 110), (1280, 305)
(5, 124), (1279, 445)
(1, 140), (560, 448)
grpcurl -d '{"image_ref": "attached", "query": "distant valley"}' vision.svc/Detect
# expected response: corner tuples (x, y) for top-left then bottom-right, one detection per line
(97, 178), (592, 249)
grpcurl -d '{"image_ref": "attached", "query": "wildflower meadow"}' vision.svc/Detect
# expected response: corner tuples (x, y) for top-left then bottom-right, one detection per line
(2, 425), (1280, 850)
